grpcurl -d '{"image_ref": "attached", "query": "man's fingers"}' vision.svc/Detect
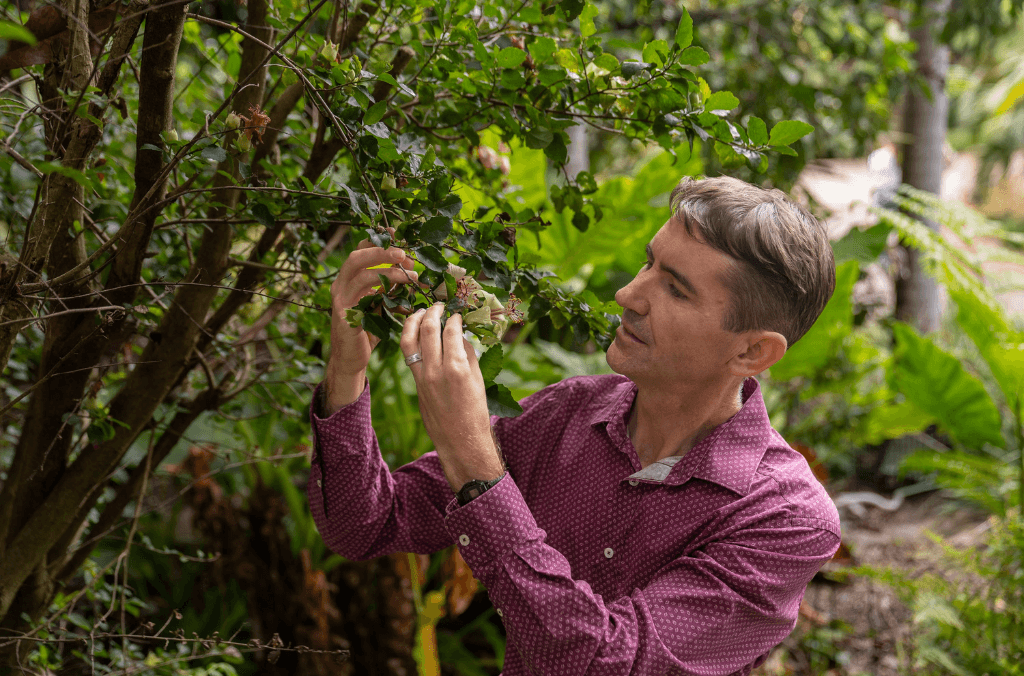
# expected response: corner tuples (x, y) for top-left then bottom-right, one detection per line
(418, 303), (445, 369)
(443, 312), (466, 365)
(354, 265), (419, 291)
(340, 246), (405, 285)
(462, 338), (479, 366)
(400, 308), (427, 366)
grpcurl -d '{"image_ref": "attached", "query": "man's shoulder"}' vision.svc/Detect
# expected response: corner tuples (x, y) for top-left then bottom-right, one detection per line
(752, 431), (842, 536)
(506, 373), (631, 425)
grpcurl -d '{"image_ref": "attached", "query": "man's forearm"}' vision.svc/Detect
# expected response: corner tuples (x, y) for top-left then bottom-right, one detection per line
(321, 363), (366, 416)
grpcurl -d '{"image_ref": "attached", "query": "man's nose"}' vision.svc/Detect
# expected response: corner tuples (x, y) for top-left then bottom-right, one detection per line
(615, 271), (646, 310)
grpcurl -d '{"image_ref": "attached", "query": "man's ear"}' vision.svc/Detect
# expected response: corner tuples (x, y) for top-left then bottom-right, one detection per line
(728, 331), (787, 377)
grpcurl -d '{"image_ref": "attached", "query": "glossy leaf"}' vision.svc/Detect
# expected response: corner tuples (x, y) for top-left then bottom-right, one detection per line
(768, 119), (814, 146)
(675, 8), (693, 49)
(892, 322), (1005, 449)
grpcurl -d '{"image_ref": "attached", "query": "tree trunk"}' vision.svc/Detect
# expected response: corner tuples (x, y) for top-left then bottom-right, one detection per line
(895, 0), (951, 334)
(566, 122), (590, 178)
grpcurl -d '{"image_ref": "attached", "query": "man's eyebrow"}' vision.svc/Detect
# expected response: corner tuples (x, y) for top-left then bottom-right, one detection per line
(646, 242), (699, 297)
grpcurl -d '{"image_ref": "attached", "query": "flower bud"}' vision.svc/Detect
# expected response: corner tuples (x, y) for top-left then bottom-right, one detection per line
(236, 135), (252, 152)
(446, 263), (468, 280)
(463, 306), (493, 329)
(163, 129), (178, 143)
(381, 174), (397, 191)
(225, 112), (241, 130)
(320, 40), (339, 63)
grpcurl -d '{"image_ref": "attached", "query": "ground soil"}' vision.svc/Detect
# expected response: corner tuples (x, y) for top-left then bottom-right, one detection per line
(756, 490), (993, 676)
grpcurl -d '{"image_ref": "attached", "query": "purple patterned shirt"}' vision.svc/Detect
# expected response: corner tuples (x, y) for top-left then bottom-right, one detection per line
(307, 374), (841, 676)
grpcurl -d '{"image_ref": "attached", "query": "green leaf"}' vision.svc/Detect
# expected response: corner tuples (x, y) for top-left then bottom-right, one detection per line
(675, 7), (693, 49)
(746, 116), (768, 146)
(436, 194), (463, 218)
(768, 120), (814, 147)
(621, 61), (651, 79)
(419, 215), (453, 245)
(559, 0), (586, 21)
(950, 287), (1024, 408)
(375, 72), (415, 97)
(995, 77), (1024, 115)
(364, 121), (390, 139)
(362, 312), (392, 342)
(486, 382), (523, 417)
(861, 401), (936, 445)
(524, 127), (553, 149)
(201, 146), (228, 163)
(677, 46), (709, 66)
(769, 260), (858, 380)
(593, 53), (618, 72)
(35, 161), (96, 191)
(414, 245), (449, 272)
(478, 345), (503, 382)
(363, 101), (387, 125)
(831, 223), (892, 263)
(251, 202), (275, 227)
(0, 21), (36, 45)
(552, 49), (579, 72)
(892, 322), (1005, 449)
(641, 39), (669, 67)
(529, 37), (557, 63)
(705, 90), (739, 113)
(496, 47), (527, 69)
(483, 241), (507, 262)
(579, 3), (598, 37)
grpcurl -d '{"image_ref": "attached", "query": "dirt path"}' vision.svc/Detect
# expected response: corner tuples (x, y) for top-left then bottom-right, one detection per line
(757, 491), (992, 675)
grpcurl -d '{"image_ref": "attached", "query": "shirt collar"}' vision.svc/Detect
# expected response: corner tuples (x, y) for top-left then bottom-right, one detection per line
(588, 376), (771, 496)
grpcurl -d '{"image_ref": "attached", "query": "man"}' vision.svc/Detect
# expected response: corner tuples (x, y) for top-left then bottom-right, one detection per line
(308, 175), (841, 675)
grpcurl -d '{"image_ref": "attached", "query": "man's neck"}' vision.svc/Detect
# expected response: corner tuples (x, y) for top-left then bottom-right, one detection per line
(628, 378), (745, 467)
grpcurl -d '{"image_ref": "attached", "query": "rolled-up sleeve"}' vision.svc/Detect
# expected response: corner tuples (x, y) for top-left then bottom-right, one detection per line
(444, 475), (840, 676)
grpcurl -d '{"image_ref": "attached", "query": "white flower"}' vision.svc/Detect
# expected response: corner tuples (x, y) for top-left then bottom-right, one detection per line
(431, 264), (471, 300)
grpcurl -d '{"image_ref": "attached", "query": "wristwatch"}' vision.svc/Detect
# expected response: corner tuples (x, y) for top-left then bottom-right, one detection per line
(456, 472), (506, 506)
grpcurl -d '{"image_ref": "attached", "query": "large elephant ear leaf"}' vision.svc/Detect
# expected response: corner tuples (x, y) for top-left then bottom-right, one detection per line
(892, 322), (1005, 449)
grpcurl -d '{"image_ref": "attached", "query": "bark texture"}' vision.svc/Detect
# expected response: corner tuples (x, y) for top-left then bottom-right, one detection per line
(895, 0), (951, 334)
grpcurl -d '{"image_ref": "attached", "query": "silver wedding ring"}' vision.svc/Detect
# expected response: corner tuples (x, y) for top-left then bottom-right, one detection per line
(404, 352), (423, 366)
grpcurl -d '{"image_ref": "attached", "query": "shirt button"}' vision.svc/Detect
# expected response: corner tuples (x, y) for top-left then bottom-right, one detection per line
(459, 534), (470, 546)
(317, 479), (322, 487)
(604, 547), (614, 559)
(496, 608), (503, 617)
(628, 479), (639, 486)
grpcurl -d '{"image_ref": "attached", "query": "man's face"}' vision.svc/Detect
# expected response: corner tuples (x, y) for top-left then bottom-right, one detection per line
(608, 217), (749, 389)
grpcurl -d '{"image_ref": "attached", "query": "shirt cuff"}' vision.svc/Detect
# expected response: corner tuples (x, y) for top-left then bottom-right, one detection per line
(443, 472), (546, 583)
(310, 376), (372, 463)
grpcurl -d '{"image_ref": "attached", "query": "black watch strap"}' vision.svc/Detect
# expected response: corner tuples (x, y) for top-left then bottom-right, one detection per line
(456, 472), (506, 506)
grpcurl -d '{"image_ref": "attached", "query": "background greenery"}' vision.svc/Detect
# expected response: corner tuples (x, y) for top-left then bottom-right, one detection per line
(1, 0), (1023, 674)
